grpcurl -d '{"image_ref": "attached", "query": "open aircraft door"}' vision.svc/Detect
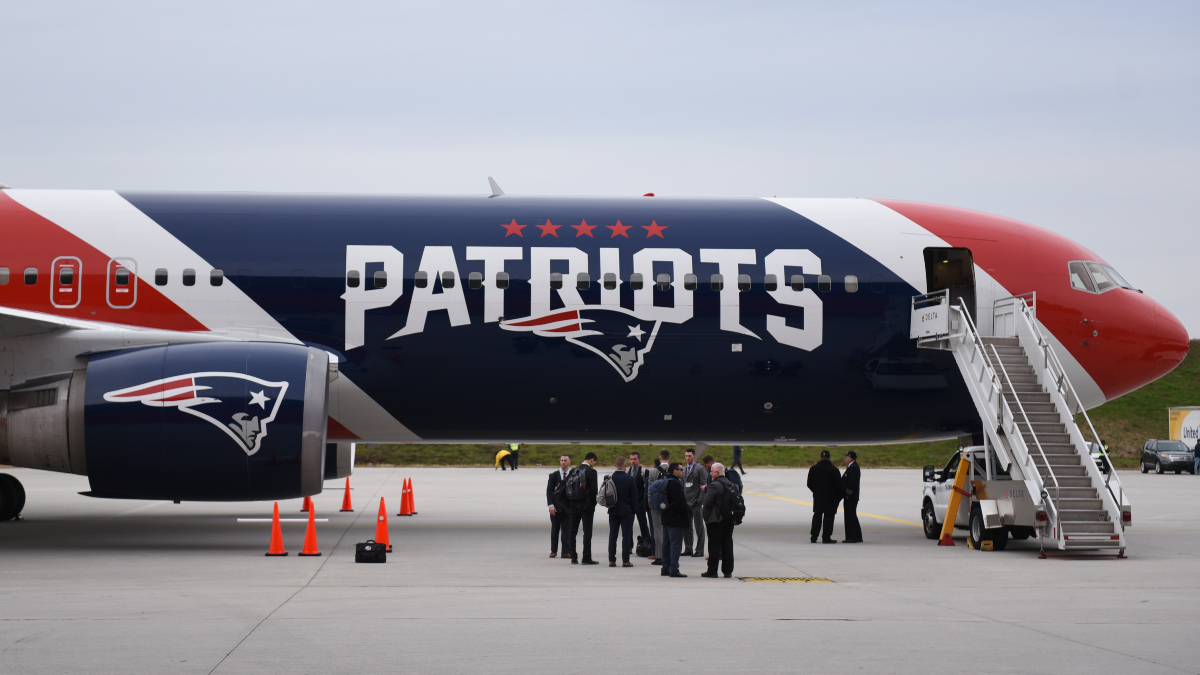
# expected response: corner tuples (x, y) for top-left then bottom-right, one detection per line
(923, 248), (976, 320)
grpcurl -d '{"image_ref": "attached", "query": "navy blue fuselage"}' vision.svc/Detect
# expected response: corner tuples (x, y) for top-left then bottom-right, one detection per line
(120, 192), (978, 444)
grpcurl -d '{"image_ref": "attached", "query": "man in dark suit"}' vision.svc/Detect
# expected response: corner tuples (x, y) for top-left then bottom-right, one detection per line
(807, 450), (842, 544)
(841, 451), (862, 543)
(607, 456), (639, 566)
(626, 452), (650, 548)
(546, 454), (572, 558)
(568, 452), (600, 565)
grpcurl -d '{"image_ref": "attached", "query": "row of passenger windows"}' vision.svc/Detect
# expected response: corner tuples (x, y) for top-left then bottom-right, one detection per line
(0, 267), (226, 287)
(347, 270), (869, 293)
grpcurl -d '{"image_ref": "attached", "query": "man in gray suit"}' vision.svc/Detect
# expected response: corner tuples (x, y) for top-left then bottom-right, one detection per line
(647, 450), (671, 566)
(681, 448), (709, 557)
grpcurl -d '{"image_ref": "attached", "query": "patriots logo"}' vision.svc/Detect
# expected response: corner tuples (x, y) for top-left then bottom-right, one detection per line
(103, 373), (289, 456)
(500, 308), (661, 382)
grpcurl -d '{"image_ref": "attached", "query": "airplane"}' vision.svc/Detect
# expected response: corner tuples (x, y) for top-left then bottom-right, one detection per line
(0, 186), (1188, 517)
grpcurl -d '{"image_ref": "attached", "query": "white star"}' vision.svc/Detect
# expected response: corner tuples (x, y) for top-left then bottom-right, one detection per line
(626, 324), (645, 342)
(249, 390), (270, 409)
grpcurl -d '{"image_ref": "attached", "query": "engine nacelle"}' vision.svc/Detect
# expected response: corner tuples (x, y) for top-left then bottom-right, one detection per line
(81, 342), (332, 501)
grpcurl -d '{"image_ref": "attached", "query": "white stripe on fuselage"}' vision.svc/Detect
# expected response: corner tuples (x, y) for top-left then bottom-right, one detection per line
(5, 189), (420, 441)
(765, 197), (1105, 408)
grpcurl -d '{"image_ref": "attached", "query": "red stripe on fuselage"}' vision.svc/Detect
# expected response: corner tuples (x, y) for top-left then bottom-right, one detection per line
(0, 192), (207, 331)
(874, 200), (1188, 400)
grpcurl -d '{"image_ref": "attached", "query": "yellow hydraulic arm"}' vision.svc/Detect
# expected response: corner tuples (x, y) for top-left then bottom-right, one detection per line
(937, 455), (972, 546)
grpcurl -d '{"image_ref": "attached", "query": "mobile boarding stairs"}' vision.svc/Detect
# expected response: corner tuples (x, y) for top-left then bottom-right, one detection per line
(911, 290), (1130, 556)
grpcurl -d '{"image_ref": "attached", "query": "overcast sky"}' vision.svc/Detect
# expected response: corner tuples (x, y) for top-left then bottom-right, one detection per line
(2, 1), (1197, 335)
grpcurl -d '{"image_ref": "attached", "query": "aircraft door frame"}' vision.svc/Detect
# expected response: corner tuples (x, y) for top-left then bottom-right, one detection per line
(106, 258), (138, 309)
(51, 256), (82, 309)
(922, 248), (976, 322)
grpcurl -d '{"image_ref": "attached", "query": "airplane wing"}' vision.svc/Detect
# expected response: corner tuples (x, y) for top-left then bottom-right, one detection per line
(0, 305), (101, 339)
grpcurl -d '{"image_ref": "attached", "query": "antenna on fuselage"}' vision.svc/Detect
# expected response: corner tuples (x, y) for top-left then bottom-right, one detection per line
(487, 177), (505, 197)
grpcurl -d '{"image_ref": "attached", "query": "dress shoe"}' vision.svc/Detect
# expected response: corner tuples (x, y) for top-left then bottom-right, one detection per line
(682, 549), (693, 556)
(622, 562), (634, 568)
(723, 574), (733, 578)
(661, 571), (670, 577)
(822, 539), (837, 544)
(691, 552), (704, 558)
(651, 559), (663, 566)
(582, 559), (599, 565)
(571, 558), (579, 564)
(700, 572), (718, 578)
(550, 552), (558, 558)
(842, 539), (862, 543)
(609, 562), (616, 567)
(810, 538), (817, 543)
(670, 572), (688, 578)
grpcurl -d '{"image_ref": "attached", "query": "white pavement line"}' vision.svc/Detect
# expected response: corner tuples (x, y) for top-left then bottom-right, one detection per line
(236, 518), (329, 523)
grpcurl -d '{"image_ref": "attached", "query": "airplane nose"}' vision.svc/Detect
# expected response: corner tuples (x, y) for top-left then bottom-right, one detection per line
(1152, 298), (1190, 368)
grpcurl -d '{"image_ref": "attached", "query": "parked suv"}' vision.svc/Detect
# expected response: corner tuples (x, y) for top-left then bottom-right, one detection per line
(1140, 440), (1195, 474)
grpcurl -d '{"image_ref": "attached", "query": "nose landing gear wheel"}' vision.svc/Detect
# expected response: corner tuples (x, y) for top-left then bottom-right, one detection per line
(0, 474), (25, 522)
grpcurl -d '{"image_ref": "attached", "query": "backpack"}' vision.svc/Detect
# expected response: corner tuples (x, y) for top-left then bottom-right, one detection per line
(565, 466), (588, 502)
(597, 475), (618, 507)
(635, 535), (653, 557)
(722, 481), (746, 525)
(649, 477), (672, 513)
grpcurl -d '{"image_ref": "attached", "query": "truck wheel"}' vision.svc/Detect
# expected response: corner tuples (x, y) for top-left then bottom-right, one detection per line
(990, 528), (1009, 550)
(922, 500), (939, 540)
(0, 475), (19, 522)
(1141, 462), (1148, 473)
(1155, 461), (1164, 474)
(968, 504), (985, 550)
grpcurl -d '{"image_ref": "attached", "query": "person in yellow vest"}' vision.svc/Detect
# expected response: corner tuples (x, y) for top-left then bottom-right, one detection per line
(507, 443), (521, 470)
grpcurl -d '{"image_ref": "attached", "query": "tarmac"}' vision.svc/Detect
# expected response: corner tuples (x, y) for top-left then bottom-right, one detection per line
(1, 464), (1198, 675)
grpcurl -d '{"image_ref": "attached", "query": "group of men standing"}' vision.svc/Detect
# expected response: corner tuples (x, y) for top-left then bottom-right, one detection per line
(546, 449), (743, 579)
(806, 449), (862, 544)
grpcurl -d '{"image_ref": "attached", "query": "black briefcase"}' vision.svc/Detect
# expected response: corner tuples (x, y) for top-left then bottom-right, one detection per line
(355, 540), (387, 563)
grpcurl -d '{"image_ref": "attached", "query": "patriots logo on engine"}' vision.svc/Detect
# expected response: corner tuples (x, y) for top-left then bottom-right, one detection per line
(500, 308), (661, 382)
(103, 373), (289, 456)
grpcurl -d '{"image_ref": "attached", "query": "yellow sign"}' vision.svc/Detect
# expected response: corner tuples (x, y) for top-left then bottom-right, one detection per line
(1169, 407), (1200, 443)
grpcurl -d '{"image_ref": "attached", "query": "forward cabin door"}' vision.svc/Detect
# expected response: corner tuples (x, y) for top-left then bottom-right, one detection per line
(923, 248), (976, 323)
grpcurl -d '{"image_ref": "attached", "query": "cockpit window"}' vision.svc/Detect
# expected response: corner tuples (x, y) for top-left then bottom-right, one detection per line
(1069, 260), (1133, 294)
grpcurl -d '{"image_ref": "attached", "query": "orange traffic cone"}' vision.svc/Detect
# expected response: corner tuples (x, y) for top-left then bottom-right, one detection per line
(398, 478), (413, 516)
(375, 498), (392, 552)
(298, 503), (321, 556)
(408, 478), (418, 515)
(265, 502), (288, 556)
(340, 476), (353, 512)
(300, 495), (312, 512)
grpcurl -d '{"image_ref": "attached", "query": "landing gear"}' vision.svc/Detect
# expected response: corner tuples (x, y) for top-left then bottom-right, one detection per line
(0, 474), (26, 522)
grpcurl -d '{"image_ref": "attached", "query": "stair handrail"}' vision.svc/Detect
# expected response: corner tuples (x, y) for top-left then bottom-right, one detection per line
(1009, 298), (1128, 526)
(987, 343), (1061, 504)
(948, 297), (1060, 531)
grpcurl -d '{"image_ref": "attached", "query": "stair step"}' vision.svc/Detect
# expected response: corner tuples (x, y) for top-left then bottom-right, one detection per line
(1054, 498), (1104, 510)
(1020, 413), (1061, 423)
(982, 337), (1020, 346)
(1023, 433), (1074, 446)
(1058, 510), (1109, 521)
(1006, 392), (1051, 404)
(1038, 465), (1088, 477)
(1061, 521), (1116, 534)
(1063, 538), (1122, 549)
(1003, 374), (1040, 385)
(1048, 486), (1100, 498)
(1028, 444), (1079, 456)
(1032, 454), (1081, 466)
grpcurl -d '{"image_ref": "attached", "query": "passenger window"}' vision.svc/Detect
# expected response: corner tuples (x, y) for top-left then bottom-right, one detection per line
(468, 271), (483, 289)
(764, 274), (777, 292)
(210, 269), (224, 287)
(656, 273), (671, 291)
(155, 268), (168, 286)
(710, 274), (723, 292)
(550, 272), (563, 290)
(737, 274), (750, 292)
(24, 267), (37, 285)
(0, 267), (8, 285)
(346, 270), (360, 288)
(1085, 262), (1116, 293)
(818, 275), (832, 292)
(415, 271), (428, 289)
(683, 274), (697, 291)
(496, 271), (510, 289)
(60, 267), (74, 285)
(374, 270), (388, 289)
(845, 275), (859, 293)
(441, 271), (455, 289)
(115, 268), (130, 286)
(790, 275), (804, 291)
(629, 273), (644, 291)
(603, 272), (617, 291)
(183, 269), (196, 286)
(1069, 262), (1095, 292)
(577, 272), (590, 290)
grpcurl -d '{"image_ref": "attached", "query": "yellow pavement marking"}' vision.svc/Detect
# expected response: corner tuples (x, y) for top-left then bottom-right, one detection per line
(743, 490), (921, 527)
(739, 577), (833, 583)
